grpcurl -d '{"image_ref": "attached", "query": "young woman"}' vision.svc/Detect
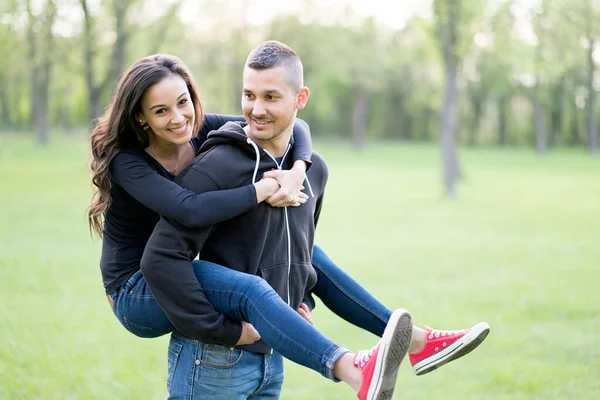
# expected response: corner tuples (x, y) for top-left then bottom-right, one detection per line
(88, 54), (489, 399)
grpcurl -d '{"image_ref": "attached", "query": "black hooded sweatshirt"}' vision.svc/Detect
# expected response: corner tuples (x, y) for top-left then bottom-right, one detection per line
(141, 122), (328, 353)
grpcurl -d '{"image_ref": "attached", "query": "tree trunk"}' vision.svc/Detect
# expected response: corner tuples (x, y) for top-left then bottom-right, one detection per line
(585, 39), (597, 153)
(435, 0), (462, 198)
(25, 0), (38, 130)
(35, 1), (56, 144)
(569, 101), (581, 147)
(467, 83), (483, 146)
(26, 0), (56, 144)
(112, 0), (128, 83)
(497, 96), (507, 146)
(0, 79), (11, 127)
(533, 82), (547, 156)
(352, 85), (367, 149)
(81, 0), (131, 128)
(441, 57), (460, 197)
(549, 76), (565, 148)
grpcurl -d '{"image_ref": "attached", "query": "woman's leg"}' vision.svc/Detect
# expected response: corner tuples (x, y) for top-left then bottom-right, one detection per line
(311, 244), (491, 376)
(191, 260), (346, 380)
(112, 269), (174, 338)
(191, 260), (413, 399)
(311, 244), (392, 337)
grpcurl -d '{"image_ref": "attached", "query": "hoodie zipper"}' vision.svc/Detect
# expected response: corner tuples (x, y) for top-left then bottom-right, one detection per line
(263, 144), (293, 306)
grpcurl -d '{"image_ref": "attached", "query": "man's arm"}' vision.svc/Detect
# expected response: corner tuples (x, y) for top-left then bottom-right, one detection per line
(140, 166), (243, 345)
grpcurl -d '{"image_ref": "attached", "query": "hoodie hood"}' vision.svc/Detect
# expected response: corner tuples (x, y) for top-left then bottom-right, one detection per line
(200, 121), (298, 186)
(199, 121), (264, 183)
(200, 121), (251, 152)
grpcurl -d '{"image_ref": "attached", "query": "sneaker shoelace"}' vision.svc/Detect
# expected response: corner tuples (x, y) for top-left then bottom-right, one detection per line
(426, 326), (467, 340)
(354, 348), (376, 368)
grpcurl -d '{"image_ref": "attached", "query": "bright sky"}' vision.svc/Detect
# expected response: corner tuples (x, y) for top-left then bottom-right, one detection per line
(180, 0), (432, 31)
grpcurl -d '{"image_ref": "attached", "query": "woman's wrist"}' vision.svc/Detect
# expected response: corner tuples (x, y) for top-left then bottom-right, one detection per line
(254, 178), (280, 203)
(291, 160), (307, 175)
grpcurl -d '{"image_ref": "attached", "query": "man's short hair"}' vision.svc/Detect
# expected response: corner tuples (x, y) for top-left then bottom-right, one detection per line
(245, 40), (303, 91)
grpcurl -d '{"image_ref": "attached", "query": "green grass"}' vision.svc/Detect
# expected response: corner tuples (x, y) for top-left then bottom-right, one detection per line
(1, 135), (599, 399)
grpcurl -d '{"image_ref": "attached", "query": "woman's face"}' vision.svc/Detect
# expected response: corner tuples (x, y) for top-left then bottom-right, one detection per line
(138, 74), (195, 147)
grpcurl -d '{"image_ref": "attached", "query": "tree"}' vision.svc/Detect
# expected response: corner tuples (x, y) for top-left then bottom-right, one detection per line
(582, 0), (598, 153)
(433, 0), (465, 197)
(80, 0), (133, 126)
(26, 0), (57, 144)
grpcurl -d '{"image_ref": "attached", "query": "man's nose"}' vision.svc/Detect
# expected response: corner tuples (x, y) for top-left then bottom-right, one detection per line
(253, 100), (267, 116)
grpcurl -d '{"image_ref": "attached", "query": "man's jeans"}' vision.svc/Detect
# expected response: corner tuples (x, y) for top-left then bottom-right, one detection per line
(167, 332), (284, 400)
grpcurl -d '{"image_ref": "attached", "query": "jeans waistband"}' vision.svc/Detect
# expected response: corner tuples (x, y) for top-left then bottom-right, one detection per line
(121, 269), (144, 292)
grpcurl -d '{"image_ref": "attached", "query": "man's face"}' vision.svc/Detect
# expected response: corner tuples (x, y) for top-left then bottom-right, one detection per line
(241, 66), (306, 146)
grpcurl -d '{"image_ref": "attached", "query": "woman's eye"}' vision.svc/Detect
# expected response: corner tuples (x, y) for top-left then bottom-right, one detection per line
(179, 99), (188, 105)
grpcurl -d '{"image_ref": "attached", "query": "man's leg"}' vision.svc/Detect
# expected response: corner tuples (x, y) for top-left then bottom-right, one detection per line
(248, 352), (285, 400)
(167, 332), (267, 400)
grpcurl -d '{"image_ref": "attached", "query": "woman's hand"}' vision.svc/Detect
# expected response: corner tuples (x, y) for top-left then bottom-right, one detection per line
(264, 161), (309, 207)
(253, 177), (280, 203)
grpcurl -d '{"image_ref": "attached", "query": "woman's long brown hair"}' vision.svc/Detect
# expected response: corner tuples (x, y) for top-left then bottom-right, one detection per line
(87, 54), (204, 237)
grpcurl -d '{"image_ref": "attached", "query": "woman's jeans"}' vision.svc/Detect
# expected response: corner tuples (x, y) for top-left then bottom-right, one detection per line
(111, 244), (392, 378)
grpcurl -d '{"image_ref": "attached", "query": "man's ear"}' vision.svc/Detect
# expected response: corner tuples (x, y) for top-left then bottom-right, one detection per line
(295, 87), (310, 110)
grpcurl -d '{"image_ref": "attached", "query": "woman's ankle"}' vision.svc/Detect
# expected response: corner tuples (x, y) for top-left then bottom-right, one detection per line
(333, 352), (361, 392)
(409, 326), (426, 353)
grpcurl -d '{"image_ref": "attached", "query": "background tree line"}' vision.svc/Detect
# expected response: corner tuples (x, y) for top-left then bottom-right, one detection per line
(1, 0), (598, 163)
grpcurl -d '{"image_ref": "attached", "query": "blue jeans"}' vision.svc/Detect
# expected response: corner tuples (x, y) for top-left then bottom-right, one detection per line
(167, 332), (284, 400)
(113, 259), (346, 381)
(310, 245), (392, 337)
(111, 245), (392, 385)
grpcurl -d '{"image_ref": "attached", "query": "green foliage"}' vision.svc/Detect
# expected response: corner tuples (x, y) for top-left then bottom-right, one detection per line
(1, 135), (599, 398)
(0, 0), (597, 149)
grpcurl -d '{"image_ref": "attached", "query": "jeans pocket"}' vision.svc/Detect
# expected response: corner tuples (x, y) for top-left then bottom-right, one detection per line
(199, 344), (244, 368)
(122, 315), (164, 338)
(166, 336), (183, 393)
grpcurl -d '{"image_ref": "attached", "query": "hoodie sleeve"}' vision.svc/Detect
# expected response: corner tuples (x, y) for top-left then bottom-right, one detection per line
(192, 113), (245, 148)
(110, 151), (257, 229)
(291, 119), (313, 170)
(141, 166), (243, 345)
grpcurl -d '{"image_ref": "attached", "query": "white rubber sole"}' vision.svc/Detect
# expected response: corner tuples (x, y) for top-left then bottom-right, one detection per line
(366, 309), (413, 400)
(412, 321), (490, 376)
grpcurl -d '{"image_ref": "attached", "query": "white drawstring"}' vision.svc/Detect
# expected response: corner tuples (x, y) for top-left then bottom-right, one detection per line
(304, 176), (315, 198)
(246, 138), (261, 184)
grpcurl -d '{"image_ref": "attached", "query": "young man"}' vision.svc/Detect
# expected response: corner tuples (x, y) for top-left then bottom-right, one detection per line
(141, 41), (414, 399)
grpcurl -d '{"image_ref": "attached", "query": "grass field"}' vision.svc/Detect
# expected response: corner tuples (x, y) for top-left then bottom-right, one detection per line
(1, 134), (599, 399)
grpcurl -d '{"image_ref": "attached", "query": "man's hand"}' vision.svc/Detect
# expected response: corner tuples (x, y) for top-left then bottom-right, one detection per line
(297, 303), (314, 325)
(264, 167), (308, 207)
(236, 321), (261, 345)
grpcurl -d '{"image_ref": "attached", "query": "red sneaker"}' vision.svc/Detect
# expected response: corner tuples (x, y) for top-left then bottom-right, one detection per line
(409, 322), (490, 376)
(354, 309), (412, 400)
